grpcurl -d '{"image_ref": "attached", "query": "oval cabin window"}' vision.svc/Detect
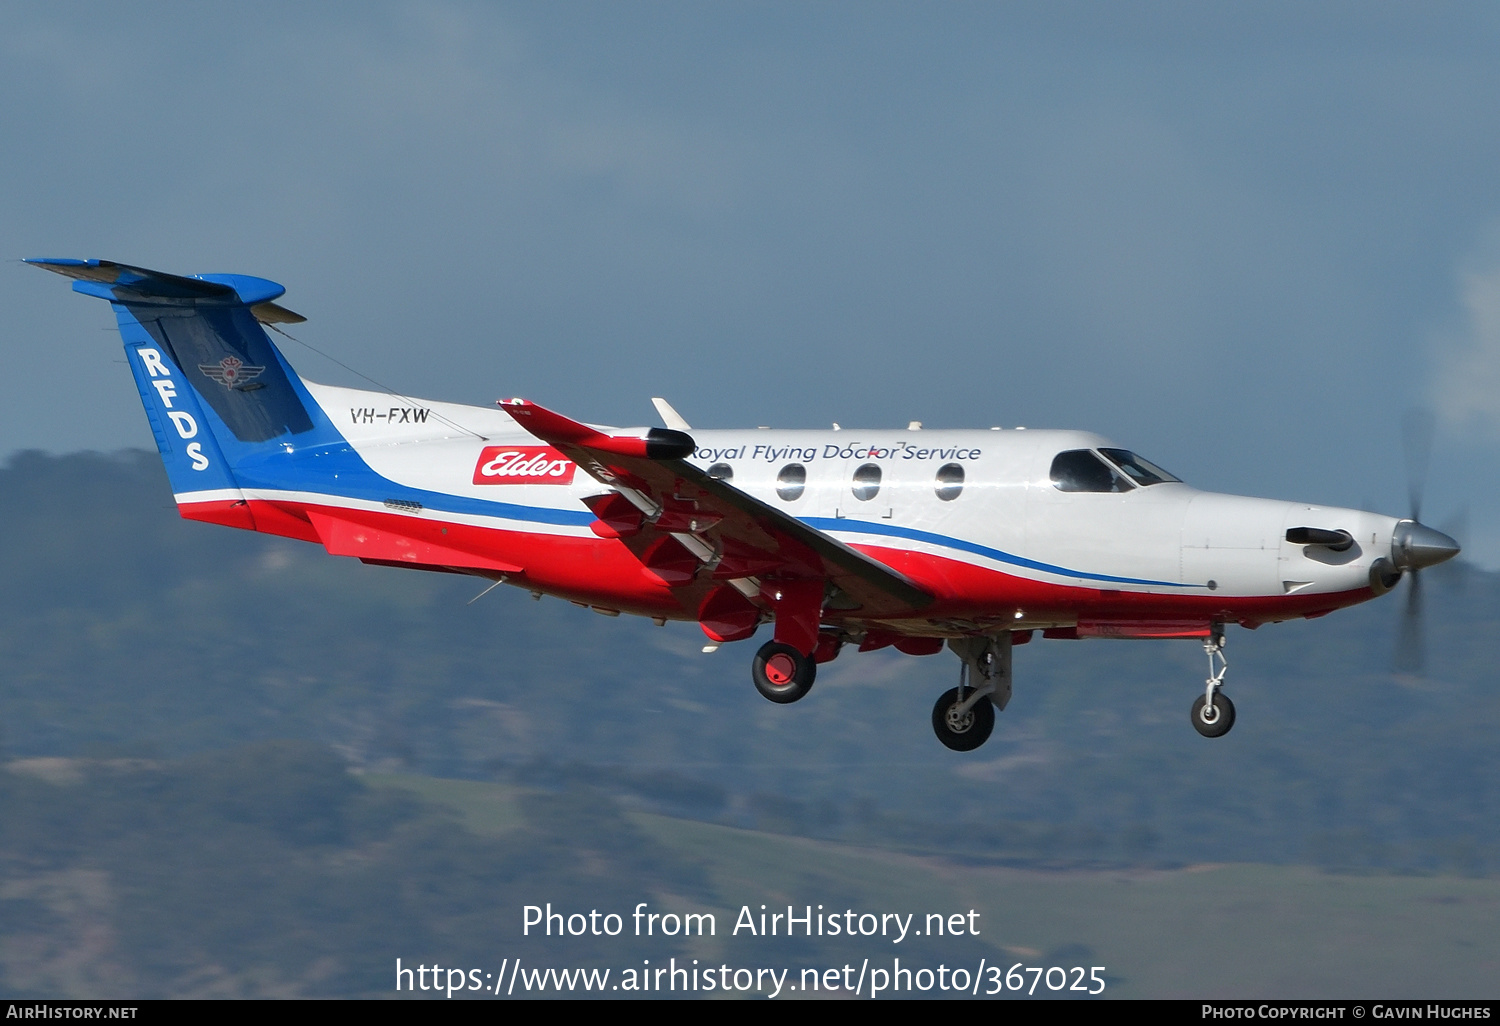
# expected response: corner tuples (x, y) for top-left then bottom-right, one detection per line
(934, 462), (964, 501)
(707, 462), (733, 481)
(851, 463), (882, 501)
(776, 463), (807, 501)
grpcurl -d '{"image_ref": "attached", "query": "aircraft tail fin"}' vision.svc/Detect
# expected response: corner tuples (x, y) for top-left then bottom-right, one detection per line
(27, 259), (346, 520)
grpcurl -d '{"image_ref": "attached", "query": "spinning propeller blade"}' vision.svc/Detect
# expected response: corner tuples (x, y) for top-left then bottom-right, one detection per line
(1392, 411), (1460, 675)
(1402, 410), (1433, 525)
(1394, 565), (1424, 673)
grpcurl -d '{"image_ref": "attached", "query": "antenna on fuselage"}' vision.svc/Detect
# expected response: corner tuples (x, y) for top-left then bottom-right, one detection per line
(651, 397), (692, 431)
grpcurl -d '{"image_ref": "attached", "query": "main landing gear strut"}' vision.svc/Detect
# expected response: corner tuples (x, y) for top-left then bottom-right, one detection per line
(749, 580), (824, 704)
(931, 635), (1013, 752)
(1191, 626), (1235, 738)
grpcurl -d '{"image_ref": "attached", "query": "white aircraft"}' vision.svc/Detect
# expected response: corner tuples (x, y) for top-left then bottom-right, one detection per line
(28, 259), (1461, 750)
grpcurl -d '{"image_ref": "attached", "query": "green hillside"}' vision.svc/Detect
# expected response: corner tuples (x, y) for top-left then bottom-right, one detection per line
(3, 757), (1494, 998)
(426, 775), (1500, 1000)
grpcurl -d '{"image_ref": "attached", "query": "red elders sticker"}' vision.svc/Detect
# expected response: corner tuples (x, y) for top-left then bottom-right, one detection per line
(473, 446), (577, 485)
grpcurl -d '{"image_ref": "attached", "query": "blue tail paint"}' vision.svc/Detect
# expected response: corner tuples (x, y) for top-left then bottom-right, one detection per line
(29, 259), (592, 529)
(26, 259), (351, 497)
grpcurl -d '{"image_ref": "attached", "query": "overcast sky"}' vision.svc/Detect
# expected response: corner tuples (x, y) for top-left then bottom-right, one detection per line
(7, 2), (1500, 564)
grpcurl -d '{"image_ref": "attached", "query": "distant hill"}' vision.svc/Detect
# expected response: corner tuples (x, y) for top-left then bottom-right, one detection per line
(1, 450), (1496, 872)
(2, 751), (1495, 998)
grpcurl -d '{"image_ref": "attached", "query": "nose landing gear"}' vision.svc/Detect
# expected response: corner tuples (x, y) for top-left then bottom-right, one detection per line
(1191, 627), (1235, 738)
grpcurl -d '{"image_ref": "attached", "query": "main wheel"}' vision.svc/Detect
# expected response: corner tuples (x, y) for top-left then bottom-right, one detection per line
(931, 687), (995, 751)
(1191, 692), (1236, 737)
(752, 641), (816, 704)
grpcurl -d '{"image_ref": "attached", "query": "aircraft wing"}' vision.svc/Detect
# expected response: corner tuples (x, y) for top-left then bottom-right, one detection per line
(498, 399), (933, 620)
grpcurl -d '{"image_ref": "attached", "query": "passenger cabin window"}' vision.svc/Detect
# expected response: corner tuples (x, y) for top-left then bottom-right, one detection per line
(1050, 450), (1131, 493)
(1098, 448), (1180, 487)
(934, 463), (964, 501)
(851, 463), (882, 501)
(776, 463), (806, 501)
(707, 462), (733, 481)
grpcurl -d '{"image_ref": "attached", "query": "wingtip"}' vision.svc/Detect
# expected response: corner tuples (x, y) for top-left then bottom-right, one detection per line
(24, 257), (97, 272)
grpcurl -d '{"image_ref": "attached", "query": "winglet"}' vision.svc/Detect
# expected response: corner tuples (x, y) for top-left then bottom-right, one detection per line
(498, 398), (695, 460)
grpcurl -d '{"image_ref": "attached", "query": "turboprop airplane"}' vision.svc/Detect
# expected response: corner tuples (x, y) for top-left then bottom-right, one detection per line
(28, 259), (1462, 751)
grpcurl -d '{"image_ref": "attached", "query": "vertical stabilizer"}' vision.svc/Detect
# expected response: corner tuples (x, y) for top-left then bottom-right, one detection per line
(27, 259), (347, 531)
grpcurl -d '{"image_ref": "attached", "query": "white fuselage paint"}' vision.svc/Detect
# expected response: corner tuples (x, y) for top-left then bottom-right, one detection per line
(188, 382), (1396, 611)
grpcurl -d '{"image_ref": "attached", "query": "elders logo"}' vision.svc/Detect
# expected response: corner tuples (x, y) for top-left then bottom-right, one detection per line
(473, 446), (577, 485)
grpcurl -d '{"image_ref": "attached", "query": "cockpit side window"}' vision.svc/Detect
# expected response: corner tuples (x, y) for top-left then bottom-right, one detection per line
(1050, 450), (1131, 493)
(1098, 448), (1181, 487)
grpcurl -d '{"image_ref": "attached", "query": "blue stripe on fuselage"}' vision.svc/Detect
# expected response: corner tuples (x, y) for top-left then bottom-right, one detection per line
(802, 517), (1191, 589)
(229, 444), (597, 527)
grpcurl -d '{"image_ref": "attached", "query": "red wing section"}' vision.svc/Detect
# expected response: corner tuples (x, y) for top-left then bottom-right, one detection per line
(499, 399), (932, 647)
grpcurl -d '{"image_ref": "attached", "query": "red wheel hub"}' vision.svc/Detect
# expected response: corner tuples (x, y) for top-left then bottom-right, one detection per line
(764, 653), (797, 686)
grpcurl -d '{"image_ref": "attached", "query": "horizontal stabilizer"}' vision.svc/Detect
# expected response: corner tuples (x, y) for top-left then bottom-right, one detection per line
(25, 259), (305, 323)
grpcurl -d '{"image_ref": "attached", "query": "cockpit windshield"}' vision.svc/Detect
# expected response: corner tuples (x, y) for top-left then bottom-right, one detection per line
(1098, 448), (1181, 487)
(1050, 450), (1131, 493)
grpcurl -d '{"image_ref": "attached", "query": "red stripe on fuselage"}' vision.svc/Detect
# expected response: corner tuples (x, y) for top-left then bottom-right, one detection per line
(865, 545), (1374, 626)
(175, 498), (1377, 629)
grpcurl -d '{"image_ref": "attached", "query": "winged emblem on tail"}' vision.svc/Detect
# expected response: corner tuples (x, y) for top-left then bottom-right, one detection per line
(199, 355), (265, 389)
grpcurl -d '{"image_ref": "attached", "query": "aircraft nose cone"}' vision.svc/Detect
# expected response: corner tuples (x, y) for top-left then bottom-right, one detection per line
(1392, 521), (1461, 571)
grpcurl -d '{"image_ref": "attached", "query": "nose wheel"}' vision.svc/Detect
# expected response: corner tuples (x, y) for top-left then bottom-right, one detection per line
(1191, 627), (1235, 737)
(1191, 692), (1236, 737)
(751, 641), (816, 704)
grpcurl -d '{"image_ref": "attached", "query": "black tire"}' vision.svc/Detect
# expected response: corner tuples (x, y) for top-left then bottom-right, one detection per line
(1191, 692), (1236, 738)
(931, 687), (995, 751)
(751, 641), (816, 704)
